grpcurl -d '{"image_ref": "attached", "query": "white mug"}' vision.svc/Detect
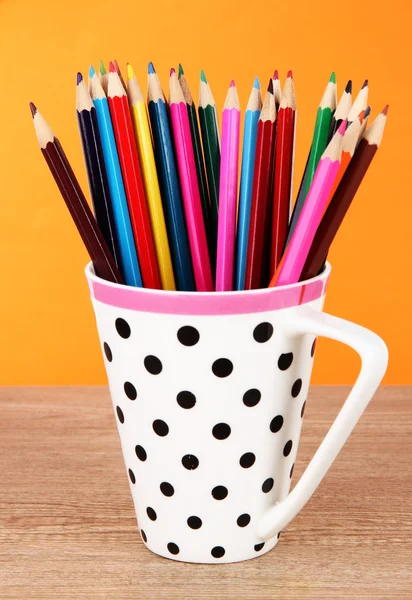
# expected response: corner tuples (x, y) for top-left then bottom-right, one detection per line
(86, 262), (388, 564)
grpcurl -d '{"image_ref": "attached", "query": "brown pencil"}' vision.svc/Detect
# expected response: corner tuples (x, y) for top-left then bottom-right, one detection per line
(29, 103), (123, 284)
(300, 106), (388, 280)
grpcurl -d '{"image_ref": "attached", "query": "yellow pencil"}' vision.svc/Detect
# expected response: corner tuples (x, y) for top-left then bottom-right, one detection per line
(127, 63), (176, 290)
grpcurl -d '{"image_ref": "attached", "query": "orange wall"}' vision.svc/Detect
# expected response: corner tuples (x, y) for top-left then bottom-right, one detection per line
(0, 0), (410, 384)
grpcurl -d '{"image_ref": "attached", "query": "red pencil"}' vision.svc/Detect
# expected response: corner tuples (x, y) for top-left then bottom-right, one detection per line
(107, 63), (160, 289)
(269, 70), (296, 275)
(244, 79), (277, 290)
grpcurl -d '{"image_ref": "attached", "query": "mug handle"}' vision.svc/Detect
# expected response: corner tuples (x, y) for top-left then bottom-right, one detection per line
(257, 306), (388, 540)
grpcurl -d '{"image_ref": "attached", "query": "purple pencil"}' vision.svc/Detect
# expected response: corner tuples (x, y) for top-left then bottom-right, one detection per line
(216, 81), (240, 291)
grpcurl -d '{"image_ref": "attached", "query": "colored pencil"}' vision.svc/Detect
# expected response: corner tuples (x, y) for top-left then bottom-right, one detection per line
(329, 80), (352, 140)
(89, 66), (142, 287)
(169, 68), (213, 292)
(244, 79), (277, 290)
(127, 64), (175, 290)
(285, 72), (337, 246)
(76, 73), (120, 271)
(215, 80), (241, 291)
(30, 103), (123, 284)
(99, 60), (108, 95)
(347, 79), (368, 124)
(107, 63), (160, 289)
(147, 62), (195, 291)
(113, 59), (126, 90)
(272, 70), (282, 110)
(270, 70), (296, 275)
(198, 70), (220, 234)
(301, 106), (388, 281)
(270, 120), (346, 287)
(235, 77), (262, 290)
(178, 64), (215, 269)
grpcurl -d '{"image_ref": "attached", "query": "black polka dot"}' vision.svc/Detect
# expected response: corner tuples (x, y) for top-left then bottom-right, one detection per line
(146, 507), (157, 521)
(290, 463), (295, 478)
(243, 388), (261, 407)
(270, 415), (284, 433)
(141, 529), (147, 542)
(212, 358), (233, 378)
(187, 516), (202, 529)
(103, 342), (112, 362)
(237, 513), (251, 527)
(135, 445), (147, 461)
(128, 468), (135, 484)
(301, 401), (306, 418)
(283, 440), (293, 457)
(212, 485), (228, 500)
(144, 355), (162, 375)
(253, 322), (274, 343)
(277, 352), (293, 370)
(115, 318), (131, 339)
(239, 452), (256, 468)
(212, 423), (231, 440)
(177, 325), (200, 346)
(254, 542), (265, 552)
(176, 391), (196, 409)
(182, 454), (199, 470)
(124, 381), (137, 400)
(167, 542), (179, 555)
(153, 419), (169, 436)
(262, 478), (274, 493)
(211, 546), (225, 558)
(311, 338), (317, 357)
(116, 406), (124, 424)
(291, 379), (302, 398)
(160, 482), (174, 497)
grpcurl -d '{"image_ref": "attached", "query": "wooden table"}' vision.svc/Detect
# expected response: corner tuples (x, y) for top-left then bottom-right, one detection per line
(1, 387), (411, 599)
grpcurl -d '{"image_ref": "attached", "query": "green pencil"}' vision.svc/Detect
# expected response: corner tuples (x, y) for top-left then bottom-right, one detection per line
(98, 59), (108, 95)
(198, 70), (220, 237)
(178, 64), (215, 270)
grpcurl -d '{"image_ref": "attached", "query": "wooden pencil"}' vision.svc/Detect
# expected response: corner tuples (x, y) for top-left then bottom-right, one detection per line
(270, 70), (296, 275)
(270, 120), (346, 287)
(198, 70), (220, 235)
(89, 65), (142, 287)
(30, 103), (123, 284)
(329, 80), (352, 140)
(169, 68), (213, 292)
(99, 60), (108, 95)
(76, 73), (120, 270)
(147, 62), (195, 291)
(113, 59), (126, 90)
(127, 63), (175, 290)
(235, 76), (262, 290)
(301, 106), (388, 281)
(244, 79), (277, 290)
(347, 79), (368, 124)
(107, 63), (160, 289)
(272, 70), (282, 110)
(216, 80), (241, 291)
(178, 64), (215, 269)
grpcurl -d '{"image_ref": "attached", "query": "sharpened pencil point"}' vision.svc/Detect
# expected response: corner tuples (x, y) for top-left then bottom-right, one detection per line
(114, 60), (121, 75)
(364, 106), (371, 119)
(345, 80), (352, 93)
(382, 104), (389, 115)
(287, 69), (293, 78)
(200, 70), (207, 84)
(109, 62), (115, 73)
(89, 65), (95, 78)
(126, 63), (135, 80)
(29, 102), (37, 117)
(148, 61), (156, 74)
(170, 67), (176, 76)
(77, 72), (83, 85)
(337, 120), (347, 135)
(329, 72), (336, 84)
(273, 69), (279, 80)
(230, 79), (235, 87)
(99, 60), (107, 75)
(267, 78), (274, 93)
(362, 79), (368, 89)
(178, 63), (184, 78)
(253, 76), (260, 89)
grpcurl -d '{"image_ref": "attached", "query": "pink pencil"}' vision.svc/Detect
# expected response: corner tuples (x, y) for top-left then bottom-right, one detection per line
(169, 68), (213, 291)
(216, 80), (240, 291)
(270, 120), (346, 287)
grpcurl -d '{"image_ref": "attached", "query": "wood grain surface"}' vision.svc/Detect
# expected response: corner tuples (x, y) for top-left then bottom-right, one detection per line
(0, 387), (411, 599)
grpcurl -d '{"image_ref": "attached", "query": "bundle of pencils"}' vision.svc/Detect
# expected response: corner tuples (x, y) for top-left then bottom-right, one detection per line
(30, 63), (388, 292)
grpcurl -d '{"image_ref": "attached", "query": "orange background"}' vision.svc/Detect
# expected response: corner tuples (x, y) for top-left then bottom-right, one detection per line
(0, 0), (410, 384)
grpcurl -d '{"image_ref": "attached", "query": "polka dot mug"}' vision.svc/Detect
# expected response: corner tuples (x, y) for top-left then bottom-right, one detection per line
(86, 262), (388, 564)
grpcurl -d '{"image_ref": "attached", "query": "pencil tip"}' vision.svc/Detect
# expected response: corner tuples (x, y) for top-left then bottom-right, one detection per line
(148, 61), (156, 74)
(345, 80), (352, 93)
(29, 102), (37, 117)
(287, 69), (293, 78)
(77, 72), (83, 85)
(273, 69), (279, 80)
(114, 60), (121, 74)
(337, 120), (347, 135)
(89, 65), (95, 78)
(329, 72), (336, 84)
(200, 69), (207, 84)
(109, 62), (115, 73)
(178, 63), (184, 78)
(253, 76), (260, 89)
(267, 78), (274, 93)
(126, 63), (135, 81)
(230, 79), (236, 87)
(364, 106), (371, 119)
(362, 79), (368, 89)
(382, 104), (389, 115)
(99, 60), (107, 75)
(170, 67), (176, 76)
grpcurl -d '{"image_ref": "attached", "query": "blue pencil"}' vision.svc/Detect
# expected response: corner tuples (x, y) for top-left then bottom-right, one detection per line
(88, 65), (142, 287)
(235, 77), (262, 290)
(147, 62), (195, 292)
